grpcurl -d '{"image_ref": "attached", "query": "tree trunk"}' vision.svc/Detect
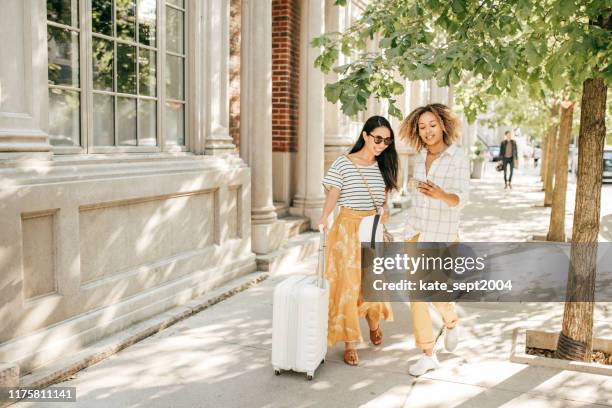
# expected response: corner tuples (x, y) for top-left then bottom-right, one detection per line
(556, 77), (607, 362)
(543, 102), (560, 205)
(547, 101), (575, 242)
(540, 124), (548, 182)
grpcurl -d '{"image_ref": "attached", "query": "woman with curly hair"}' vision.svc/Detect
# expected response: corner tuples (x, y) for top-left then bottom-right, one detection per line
(399, 103), (470, 376)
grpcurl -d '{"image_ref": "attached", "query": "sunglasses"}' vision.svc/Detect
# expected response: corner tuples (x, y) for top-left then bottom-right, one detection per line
(367, 133), (394, 145)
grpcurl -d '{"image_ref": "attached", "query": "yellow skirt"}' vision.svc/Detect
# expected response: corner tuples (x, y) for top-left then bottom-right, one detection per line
(325, 206), (393, 346)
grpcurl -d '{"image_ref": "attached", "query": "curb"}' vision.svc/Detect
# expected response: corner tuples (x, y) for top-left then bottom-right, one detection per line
(510, 328), (612, 377)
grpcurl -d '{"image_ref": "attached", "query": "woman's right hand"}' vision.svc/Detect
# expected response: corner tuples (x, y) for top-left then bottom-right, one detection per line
(317, 216), (327, 232)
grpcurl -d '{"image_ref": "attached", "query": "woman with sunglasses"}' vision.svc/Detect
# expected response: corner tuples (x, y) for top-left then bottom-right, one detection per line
(317, 115), (398, 366)
(398, 103), (470, 376)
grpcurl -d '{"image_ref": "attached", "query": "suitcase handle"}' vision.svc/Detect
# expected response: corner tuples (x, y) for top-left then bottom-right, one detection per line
(317, 225), (326, 289)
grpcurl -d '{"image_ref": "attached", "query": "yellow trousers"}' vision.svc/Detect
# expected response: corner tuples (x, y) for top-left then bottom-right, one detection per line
(409, 301), (458, 350)
(405, 234), (458, 350)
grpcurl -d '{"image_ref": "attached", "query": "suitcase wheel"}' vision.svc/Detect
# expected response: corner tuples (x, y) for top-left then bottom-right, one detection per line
(274, 369), (281, 376)
(306, 374), (313, 381)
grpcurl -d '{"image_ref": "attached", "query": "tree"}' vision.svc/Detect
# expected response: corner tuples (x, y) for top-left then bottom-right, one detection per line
(543, 102), (560, 205)
(556, 77), (607, 361)
(314, 0), (611, 361)
(547, 99), (576, 242)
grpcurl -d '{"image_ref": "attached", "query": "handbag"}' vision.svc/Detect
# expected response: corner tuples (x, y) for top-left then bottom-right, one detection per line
(345, 156), (394, 244)
(496, 162), (503, 172)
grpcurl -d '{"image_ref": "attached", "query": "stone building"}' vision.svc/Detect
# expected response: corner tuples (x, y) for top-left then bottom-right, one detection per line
(0, 0), (476, 379)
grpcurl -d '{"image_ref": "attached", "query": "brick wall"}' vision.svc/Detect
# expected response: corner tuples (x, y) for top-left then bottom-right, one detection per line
(229, 0), (241, 148)
(272, 0), (300, 153)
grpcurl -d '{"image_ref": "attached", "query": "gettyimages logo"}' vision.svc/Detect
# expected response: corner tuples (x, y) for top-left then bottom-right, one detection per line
(372, 251), (487, 275)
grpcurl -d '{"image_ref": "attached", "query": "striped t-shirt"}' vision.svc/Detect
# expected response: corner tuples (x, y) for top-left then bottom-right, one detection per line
(322, 155), (386, 211)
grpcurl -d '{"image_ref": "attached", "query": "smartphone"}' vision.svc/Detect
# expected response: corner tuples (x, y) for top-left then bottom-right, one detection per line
(408, 178), (426, 192)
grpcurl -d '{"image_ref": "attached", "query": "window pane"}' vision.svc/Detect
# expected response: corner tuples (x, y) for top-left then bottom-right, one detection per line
(92, 37), (113, 91)
(47, 26), (79, 87)
(165, 102), (184, 145)
(48, 89), (80, 146)
(117, 44), (137, 94)
(165, 55), (184, 100)
(92, 0), (112, 36)
(138, 99), (156, 145)
(166, 6), (184, 54)
(47, 0), (79, 27)
(167, 0), (184, 8)
(116, 0), (136, 41)
(93, 93), (114, 145)
(138, 0), (156, 46)
(139, 49), (156, 96)
(118, 97), (137, 145)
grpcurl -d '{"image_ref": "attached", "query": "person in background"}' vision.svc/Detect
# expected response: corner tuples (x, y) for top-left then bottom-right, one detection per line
(499, 130), (518, 189)
(533, 144), (542, 168)
(523, 144), (533, 170)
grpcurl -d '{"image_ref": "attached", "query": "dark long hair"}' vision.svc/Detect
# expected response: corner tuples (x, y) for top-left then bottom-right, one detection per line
(349, 115), (398, 192)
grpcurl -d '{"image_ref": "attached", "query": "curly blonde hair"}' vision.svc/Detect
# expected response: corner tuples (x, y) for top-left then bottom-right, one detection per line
(399, 103), (460, 151)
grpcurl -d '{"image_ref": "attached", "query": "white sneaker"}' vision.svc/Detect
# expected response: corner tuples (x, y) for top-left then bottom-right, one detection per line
(409, 353), (439, 376)
(444, 325), (460, 352)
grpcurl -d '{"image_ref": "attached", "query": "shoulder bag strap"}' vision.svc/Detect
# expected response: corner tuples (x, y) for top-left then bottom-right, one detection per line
(344, 155), (380, 212)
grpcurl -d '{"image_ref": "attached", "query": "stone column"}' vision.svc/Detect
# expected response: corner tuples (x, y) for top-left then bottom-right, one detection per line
(290, 0), (326, 228)
(0, 0), (52, 160)
(240, 0), (284, 254)
(429, 80), (449, 104)
(203, 0), (236, 155)
(393, 78), (411, 196)
(447, 85), (455, 108)
(324, 0), (353, 170)
(410, 81), (425, 110)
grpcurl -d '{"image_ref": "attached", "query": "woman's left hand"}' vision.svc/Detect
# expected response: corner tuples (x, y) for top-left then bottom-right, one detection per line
(418, 180), (447, 201)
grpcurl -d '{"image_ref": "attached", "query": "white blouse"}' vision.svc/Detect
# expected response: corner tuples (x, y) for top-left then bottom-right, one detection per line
(404, 144), (470, 242)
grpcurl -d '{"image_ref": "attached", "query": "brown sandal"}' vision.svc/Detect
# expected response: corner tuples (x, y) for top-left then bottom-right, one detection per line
(370, 326), (383, 346)
(344, 349), (359, 366)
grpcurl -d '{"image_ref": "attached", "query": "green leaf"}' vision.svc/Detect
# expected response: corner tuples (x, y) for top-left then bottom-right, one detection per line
(524, 41), (541, 65)
(310, 36), (323, 48)
(325, 83), (343, 103)
(435, 66), (452, 86)
(449, 67), (461, 84)
(451, 0), (467, 17)
(435, 14), (451, 31)
(334, 0), (347, 6)
(379, 37), (393, 48)
(486, 83), (502, 95)
(391, 81), (405, 94)
(341, 93), (366, 117)
(427, 0), (441, 9)
(501, 48), (518, 69)
(414, 64), (435, 80)
(517, 0), (531, 19)
(341, 39), (351, 56)
(556, 0), (576, 18)
(388, 102), (403, 120)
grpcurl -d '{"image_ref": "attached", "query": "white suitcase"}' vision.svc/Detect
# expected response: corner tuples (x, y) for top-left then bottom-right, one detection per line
(271, 229), (329, 380)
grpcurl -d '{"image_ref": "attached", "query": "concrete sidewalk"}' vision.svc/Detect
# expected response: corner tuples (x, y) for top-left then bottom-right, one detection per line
(15, 163), (612, 408)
